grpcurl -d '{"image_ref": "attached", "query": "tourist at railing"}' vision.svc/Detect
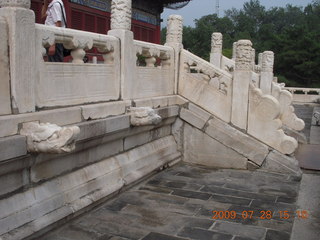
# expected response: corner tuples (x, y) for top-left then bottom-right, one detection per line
(41, 0), (67, 62)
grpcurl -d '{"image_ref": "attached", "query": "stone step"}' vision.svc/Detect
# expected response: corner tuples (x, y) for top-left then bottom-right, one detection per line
(296, 144), (320, 170)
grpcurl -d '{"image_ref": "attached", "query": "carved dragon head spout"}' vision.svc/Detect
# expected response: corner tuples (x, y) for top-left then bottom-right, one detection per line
(20, 121), (80, 154)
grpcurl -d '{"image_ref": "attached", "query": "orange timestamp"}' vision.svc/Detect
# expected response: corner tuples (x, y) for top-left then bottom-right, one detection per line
(212, 210), (309, 220)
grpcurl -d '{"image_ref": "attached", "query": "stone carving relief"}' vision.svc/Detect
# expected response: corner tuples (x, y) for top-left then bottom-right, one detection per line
(0, 0), (30, 8)
(211, 32), (222, 53)
(135, 42), (172, 68)
(261, 51), (274, 72)
(20, 121), (80, 154)
(235, 40), (253, 71)
(272, 82), (305, 131)
(128, 107), (162, 126)
(182, 50), (231, 95)
(111, 0), (131, 30)
(248, 84), (298, 154)
(166, 15), (183, 45)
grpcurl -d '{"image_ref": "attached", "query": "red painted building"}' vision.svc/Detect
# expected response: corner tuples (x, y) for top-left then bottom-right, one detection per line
(30, 0), (191, 44)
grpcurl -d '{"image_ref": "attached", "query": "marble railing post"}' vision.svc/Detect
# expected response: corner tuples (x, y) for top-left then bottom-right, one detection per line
(210, 32), (222, 68)
(260, 51), (274, 95)
(108, 0), (134, 99)
(0, 0), (36, 113)
(165, 15), (183, 94)
(0, 17), (11, 115)
(231, 40), (254, 130)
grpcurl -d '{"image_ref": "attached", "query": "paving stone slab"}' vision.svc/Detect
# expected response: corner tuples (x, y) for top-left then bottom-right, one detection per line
(141, 232), (188, 240)
(178, 227), (233, 240)
(37, 163), (301, 240)
(211, 221), (266, 239)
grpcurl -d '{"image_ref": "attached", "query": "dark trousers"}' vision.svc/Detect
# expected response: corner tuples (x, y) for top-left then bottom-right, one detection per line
(47, 43), (64, 62)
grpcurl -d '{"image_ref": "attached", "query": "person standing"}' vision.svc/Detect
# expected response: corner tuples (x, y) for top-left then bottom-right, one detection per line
(41, 0), (67, 62)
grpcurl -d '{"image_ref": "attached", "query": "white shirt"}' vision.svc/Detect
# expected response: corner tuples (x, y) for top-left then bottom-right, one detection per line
(45, 0), (66, 27)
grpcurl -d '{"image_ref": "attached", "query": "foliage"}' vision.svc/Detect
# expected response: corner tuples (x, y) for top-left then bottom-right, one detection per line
(161, 0), (320, 87)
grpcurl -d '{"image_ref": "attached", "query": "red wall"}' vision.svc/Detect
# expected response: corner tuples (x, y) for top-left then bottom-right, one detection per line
(31, 0), (160, 44)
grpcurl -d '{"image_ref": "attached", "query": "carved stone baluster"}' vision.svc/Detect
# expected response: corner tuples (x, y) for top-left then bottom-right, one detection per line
(160, 53), (171, 69)
(260, 51), (274, 95)
(231, 40), (253, 130)
(210, 32), (222, 68)
(71, 48), (86, 64)
(145, 56), (156, 67)
(103, 51), (114, 64)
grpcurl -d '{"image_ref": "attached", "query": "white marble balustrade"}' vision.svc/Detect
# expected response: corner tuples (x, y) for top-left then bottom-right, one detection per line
(35, 24), (121, 108)
(132, 40), (175, 99)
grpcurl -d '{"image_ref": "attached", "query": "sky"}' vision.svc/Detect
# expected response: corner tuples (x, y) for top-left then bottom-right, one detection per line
(162, 0), (313, 27)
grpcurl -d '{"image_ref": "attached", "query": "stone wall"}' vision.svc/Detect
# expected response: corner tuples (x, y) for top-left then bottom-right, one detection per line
(0, 97), (185, 240)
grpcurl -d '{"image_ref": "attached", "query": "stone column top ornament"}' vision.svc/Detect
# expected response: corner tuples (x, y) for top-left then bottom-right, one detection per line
(110, 0), (132, 30)
(166, 15), (183, 46)
(211, 32), (222, 53)
(235, 40), (253, 71)
(0, 0), (30, 8)
(261, 51), (274, 72)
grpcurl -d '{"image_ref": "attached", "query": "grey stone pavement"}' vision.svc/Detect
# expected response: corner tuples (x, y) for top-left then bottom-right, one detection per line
(36, 162), (318, 240)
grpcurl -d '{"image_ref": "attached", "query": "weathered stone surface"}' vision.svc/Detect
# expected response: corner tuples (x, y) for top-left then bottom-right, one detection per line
(0, 17), (11, 115)
(260, 51), (274, 95)
(0, 135), (27, 162)
(133, 96), (187, 109)
(291, 174), (320, 240)
(0, 107), (82, 138)
(0, 170), (28, 197)
(110, 0), (131, 30)
(231, 40), (253, 130)
(183, 124), (248, 169)
(37, 63), (120, 108)
(272, 83), (305, 131)
(248, 85), (298, 154)
(81, 101), (129, 120)
(124, 126), (171, 150)
(210, 32), (222, 68)
(0, 7), (36, 113)
(262, 150), (302, 178)
(77, 115), (130, 141)
(128, 107), (162, 126)
(179, 50), (232, 123)
(20, 122), (80, 154)
(310, 126), (320, 144)
(134, 96), (167, 108)
(117, 136), (180, 185)
(31, 139), (124, 183)
(188, 103), (211, 122)
(155, 105), (179, 119)
(172, 118), (184, 152)
(168, 95), (188, 106)
(0, 136), (180, 240)
(180, 108), (208, 130)
(205, 117), (269, 165)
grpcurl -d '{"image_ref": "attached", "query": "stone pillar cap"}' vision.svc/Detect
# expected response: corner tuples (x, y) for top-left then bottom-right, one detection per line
(0, 0), (30, 8)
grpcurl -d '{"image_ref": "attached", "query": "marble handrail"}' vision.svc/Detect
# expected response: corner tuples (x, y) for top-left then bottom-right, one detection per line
(134, 40), (174, 67)
(284, 87), (320, 95)
(35, 24), (119, 64)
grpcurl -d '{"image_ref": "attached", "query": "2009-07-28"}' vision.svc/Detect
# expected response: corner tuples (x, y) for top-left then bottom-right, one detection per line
(212, 210), (309, 220)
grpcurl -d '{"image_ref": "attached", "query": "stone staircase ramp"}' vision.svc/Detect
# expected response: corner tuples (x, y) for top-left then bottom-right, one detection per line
(173, 101), (302, 178)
